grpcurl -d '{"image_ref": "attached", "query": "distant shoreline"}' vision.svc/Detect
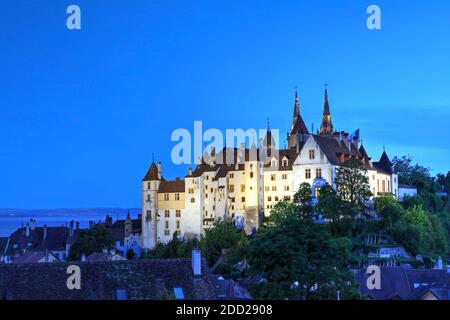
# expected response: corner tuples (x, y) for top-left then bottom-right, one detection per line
(0, 208), (141, 237)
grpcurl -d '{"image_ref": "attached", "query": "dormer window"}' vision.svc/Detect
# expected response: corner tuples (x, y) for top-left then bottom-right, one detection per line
(271, 159), (277, 168)
(282, 158), (288, 167)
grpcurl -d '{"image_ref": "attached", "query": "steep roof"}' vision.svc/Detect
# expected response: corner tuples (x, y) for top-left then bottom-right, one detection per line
(373, 151), (393, 174)
(4, 226), (69, 257)
(143, 161), (163, 181)
(290, 92), (309, 135)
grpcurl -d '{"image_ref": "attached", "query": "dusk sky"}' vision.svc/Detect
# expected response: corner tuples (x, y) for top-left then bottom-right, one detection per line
(1, 0), (449, 209)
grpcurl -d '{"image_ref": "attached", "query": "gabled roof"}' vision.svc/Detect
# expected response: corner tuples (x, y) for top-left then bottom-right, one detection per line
(4, 226), (69, 257)
(12, 249), (60, 264)
(263, 149), (299, 171)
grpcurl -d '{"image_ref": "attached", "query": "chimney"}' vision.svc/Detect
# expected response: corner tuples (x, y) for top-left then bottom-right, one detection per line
(81, 254), (86, 262)
(89, 220), (94, 229)
(176, 176), (180, 181)
(43, 225), (48, 241)
(30, 219), (36, 231)
(188, 168), (193, 176)
(157, 161), (162, 180)
(192, 249), (202, 277)
(69, 220), (74, 237)
(437, 256), (443, 269)
(25, 223), (30, 237)
(76, 221), (80, 230)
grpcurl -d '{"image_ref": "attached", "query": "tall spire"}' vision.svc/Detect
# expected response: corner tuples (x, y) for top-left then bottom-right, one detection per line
(291, 91), (299, 132)
(290, 91), (309, 135)
(320, 84), (334, 135)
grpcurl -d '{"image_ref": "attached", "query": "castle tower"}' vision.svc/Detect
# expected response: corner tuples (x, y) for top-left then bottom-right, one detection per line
(319, 87), (334, 135)
(288, 91), (309, 150)
(142, 159), (163, 249)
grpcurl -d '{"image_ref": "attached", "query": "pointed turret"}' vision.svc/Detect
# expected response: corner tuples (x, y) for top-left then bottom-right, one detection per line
(290, 91), (309, 135)
(291, 91), (300, 131)
(288, 91), (309, 150)
(359, 144), (371, 161)
(378, 150), (393, 174)
(143, 161), (160, 181)
(263, 119), (276, 149)
(320, 87), (334, 135)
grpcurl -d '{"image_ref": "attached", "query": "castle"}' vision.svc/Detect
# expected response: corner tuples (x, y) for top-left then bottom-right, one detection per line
(141, 89), (399, 249)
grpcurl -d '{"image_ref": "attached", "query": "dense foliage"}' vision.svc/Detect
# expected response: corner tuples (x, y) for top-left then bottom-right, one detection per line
(68, 224), (116, 260)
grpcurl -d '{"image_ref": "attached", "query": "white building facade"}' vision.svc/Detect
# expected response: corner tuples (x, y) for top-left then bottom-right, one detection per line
(141, 89), (399, 249)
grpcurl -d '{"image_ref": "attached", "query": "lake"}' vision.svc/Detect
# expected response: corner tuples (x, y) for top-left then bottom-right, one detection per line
(0, 208), (141, 236)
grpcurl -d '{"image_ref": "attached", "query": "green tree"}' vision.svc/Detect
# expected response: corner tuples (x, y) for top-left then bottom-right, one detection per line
(68, 224), (115, 260)
(335, 159), (372, 208)
(200, 219), (243, 266)
(246, 187), (360, 300)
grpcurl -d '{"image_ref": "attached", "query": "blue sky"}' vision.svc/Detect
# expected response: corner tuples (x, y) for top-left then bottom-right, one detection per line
(0, 0), (449, 209)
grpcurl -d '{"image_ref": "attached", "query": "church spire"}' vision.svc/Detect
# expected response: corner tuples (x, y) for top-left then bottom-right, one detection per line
(320, 84), (334, 135)
(291, 91), (299, 132)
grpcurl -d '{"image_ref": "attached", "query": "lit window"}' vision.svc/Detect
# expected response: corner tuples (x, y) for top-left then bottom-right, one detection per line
(241, 185), (245, 192)
(272, 186), (277, 191)
(229, 185), (234, 192)
(265, 186), (270, 191)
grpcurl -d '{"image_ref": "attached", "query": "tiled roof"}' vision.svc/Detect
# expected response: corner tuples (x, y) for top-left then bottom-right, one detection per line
(12, 249), (60, 264)
(0, 259), (218, 300)
(4, 226), (69, 257)
(356, 267), (450, 300)
(143, 162), (163, 181)
(158, 180), (185, 193)
(374, 151), (393, 174)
